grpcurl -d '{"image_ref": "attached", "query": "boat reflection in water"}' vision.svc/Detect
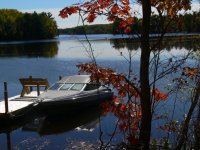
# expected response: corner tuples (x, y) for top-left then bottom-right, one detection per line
(22, 107), (101, 136)
(0, 106), (102, 150)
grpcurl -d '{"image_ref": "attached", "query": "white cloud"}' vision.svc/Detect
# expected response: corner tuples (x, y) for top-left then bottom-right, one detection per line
(189, 2), (200, 12)
(20, 3), (200, 29)
(20, 8), (109, 29)
(20, 8), (78, 28)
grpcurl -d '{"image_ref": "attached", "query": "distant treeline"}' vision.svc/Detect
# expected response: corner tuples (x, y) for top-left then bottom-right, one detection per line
(59, 24), (113, 34)
(59, 11), (200, 34)
(0, 9), (58, 41)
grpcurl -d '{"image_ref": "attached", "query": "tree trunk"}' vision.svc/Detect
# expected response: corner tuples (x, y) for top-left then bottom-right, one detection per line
(194, 104), (200, 149)
(139, 0), (152, 149)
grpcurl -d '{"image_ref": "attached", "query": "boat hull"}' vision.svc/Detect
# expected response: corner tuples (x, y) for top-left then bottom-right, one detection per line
(0, 104), (37, 126)
(38, 91), (113, 114)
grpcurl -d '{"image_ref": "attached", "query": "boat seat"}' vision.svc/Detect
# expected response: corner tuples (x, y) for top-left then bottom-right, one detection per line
(19, 76), (49, 97)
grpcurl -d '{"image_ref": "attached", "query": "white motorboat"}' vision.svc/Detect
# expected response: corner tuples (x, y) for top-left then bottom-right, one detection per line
(37, 75), (113, 113)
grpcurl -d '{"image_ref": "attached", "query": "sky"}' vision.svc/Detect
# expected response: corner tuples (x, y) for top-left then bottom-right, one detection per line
(0, 0), (200, 29)
(0, 0), (109, 28)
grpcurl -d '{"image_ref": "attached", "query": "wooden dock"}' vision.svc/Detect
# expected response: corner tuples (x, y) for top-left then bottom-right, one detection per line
(0, 76), (49, 122)
(0, 92), (38, 114)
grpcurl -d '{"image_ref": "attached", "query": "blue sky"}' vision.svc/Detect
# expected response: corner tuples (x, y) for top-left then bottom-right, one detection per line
(0, 0), (76, 9)
(0, 0), (200, 29)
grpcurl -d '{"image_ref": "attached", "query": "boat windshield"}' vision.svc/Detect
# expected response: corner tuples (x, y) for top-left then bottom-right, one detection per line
(70, 83), (85, 91)
(84, 83), (100, 91)
(49, 83), (63, 90)
(59, 83), (74, 90)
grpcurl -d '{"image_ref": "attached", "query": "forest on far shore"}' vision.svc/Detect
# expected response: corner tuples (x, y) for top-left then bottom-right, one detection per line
(1, 9), (200, 41)
(59, 11), (200, 35)
(0, 9), (58, 41)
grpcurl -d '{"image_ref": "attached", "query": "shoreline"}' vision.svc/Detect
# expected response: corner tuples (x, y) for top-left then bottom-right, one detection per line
(0, 33), (199, 44)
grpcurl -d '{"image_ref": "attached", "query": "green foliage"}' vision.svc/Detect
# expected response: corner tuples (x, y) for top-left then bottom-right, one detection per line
(0, 9), (58, 41)
(59, 11), (200, 35)
(59, 24), (113, 34)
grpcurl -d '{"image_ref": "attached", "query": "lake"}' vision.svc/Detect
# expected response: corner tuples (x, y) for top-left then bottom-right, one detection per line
(0, 34), (199, 149)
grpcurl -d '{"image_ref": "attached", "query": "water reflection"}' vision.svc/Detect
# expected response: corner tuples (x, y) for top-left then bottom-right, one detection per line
(22, 108), (100, 135)
(0, 35), (199, 149)
(0, 42), (59, 57)
(0, 107), (101, 150)
(110, 38), (140, 51)
(0, 107), (100, 134)
(0, 36), (199, 59)
(22, 107), (100, 136)
(110, 38), (200, 51)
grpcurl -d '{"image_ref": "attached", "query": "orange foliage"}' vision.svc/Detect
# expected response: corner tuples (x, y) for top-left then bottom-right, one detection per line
(60, 0), (190, 33)
(151, 0), (191, 18)
(59, 6), (80, 18)
(152, 88), (168, 102)
(59, 0), (133, 33)
(127, 134), (139, 145)
(183, 67), (199, 79)
(60, 0), (192, 145)
(77, 63), (140, 98)
(111, 4), (119, 14)
(124, 26), (132, 33)
(86, 13), (96, 22)
(77, 63), (144, 143)
(77, 63), (169, 144)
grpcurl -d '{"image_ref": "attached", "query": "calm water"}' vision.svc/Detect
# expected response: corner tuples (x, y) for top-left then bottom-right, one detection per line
(0, 35), (199, 149)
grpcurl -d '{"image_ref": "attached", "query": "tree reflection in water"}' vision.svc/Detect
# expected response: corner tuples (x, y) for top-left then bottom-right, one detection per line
(0, 41), (59, 58)
(110, 37), (200, 52)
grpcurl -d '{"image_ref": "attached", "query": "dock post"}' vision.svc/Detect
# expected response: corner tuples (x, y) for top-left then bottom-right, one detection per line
(29, 76), (33, 92)
(59, 76), (62, 80)
(37, 82), (40, 96)
(6, 132), (11, 150)
(4, 82), (9, 113)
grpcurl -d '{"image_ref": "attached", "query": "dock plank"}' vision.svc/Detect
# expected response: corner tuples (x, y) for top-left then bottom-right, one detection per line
(0, 100), (34, 114)
(0, 91), (41, 114)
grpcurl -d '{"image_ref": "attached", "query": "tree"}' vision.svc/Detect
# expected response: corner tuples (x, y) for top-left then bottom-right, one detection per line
(60, 0), (192, 148)
(0, 9), (58, 41)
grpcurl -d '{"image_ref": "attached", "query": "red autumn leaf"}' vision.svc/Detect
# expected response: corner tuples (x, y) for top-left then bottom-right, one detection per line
(127, 17), (134, 24)
(101, 101), (112, 114)
(127, 135), (139, 145)
(97, 0), (103, 4)
(81, 2), (92, 7)
(59, 9), (68, 18)
(98, 0), (113, 8)
(118, 75), (125, 81)
(124, 26), (131, 33)
(152, 88), (168, 102)
(119, 114), (128, 120)
(136, 109), (142, 119)
(119, 104), (127, 112)
(111, 4), (119, 14)
(107, 16), (116, 22)
(112, 96), (119, 105)
(120, 0), (129, 5)
(59, 6), (80, 18)
(118, 89), (126, 97)
(131, 120), (139, 129)
(159, 93), (168, 100)
(119, 122), (129, 131)
(184, 67), (199, 78)
(122, 5), (131, 12)
(86, 13), (96, 22)
(119, 21), (127, 28)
